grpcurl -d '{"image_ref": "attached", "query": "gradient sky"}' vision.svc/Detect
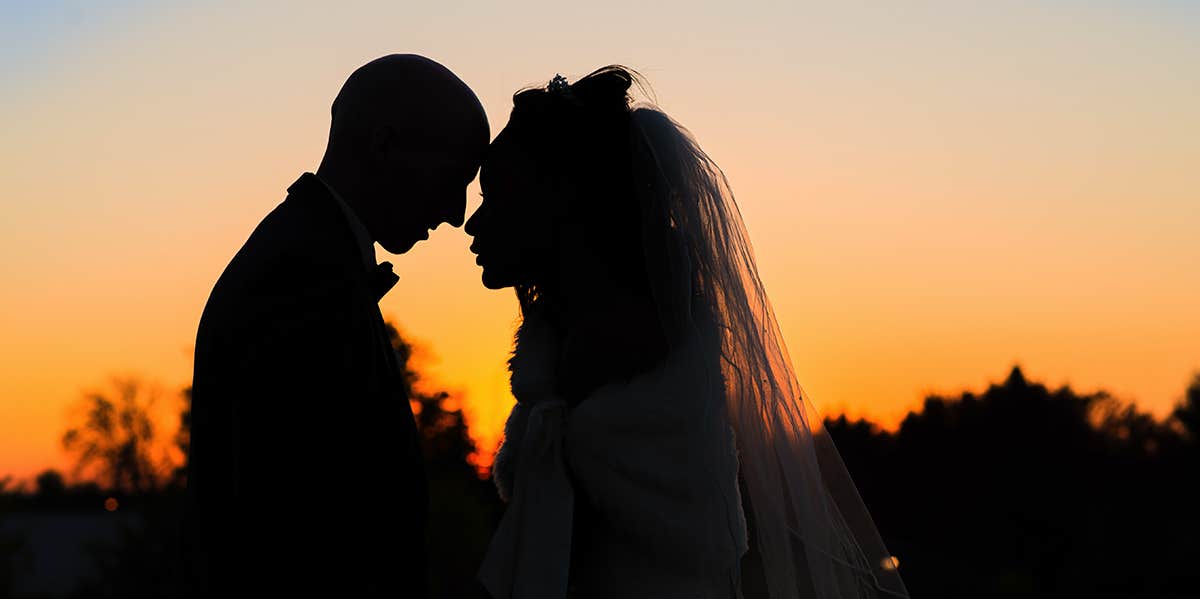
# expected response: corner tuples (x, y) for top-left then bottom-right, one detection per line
(2, 1), (1197, 483)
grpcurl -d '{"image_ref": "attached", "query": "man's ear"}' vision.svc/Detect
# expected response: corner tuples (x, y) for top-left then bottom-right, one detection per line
(369, 124), (398, 162)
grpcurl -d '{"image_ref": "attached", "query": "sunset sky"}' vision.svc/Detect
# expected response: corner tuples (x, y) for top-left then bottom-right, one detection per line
(2, 1), (1197, 483)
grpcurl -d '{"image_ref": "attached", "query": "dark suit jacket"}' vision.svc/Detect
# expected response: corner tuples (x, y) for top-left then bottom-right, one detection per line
(182, 172), (427, 597)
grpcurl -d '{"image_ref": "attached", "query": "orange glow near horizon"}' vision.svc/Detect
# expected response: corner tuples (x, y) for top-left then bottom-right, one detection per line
(2, 2), (1198, 484)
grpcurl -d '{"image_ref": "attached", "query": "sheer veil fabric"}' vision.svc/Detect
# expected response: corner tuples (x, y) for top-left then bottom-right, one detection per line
(629, 105), (910, 599)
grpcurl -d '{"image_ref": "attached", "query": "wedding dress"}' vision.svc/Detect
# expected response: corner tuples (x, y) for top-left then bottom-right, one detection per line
(482, 300), (746, 598)
(479, 104), (909, 599)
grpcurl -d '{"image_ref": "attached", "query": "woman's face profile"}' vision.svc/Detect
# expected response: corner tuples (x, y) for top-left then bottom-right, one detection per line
(465, 128), (558, 290)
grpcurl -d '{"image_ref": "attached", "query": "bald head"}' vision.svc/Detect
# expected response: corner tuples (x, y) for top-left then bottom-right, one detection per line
(318, 54), (489, 255)
(329, 54), (487, 155)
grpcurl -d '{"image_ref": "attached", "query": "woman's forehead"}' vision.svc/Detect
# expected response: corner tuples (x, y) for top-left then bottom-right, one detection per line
(484, 131), (536, 167)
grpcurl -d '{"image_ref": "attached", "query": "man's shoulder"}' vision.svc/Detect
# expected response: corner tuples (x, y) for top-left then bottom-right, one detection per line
(199, 185), (363, 329)
(226, 177), (361, 278)
(207, 204), (312, 298)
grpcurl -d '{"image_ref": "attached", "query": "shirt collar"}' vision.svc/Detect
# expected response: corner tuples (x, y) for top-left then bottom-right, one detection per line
(313, 172), (376, 270)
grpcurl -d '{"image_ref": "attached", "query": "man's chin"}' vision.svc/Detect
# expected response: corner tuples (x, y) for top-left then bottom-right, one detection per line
(378, 237), (419, 255)
(480, 269), (514, 291)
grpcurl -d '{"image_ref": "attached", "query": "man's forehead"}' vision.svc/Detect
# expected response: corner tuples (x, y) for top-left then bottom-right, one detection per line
(415, 151), (483, 184)
(394, 119), (484, 149)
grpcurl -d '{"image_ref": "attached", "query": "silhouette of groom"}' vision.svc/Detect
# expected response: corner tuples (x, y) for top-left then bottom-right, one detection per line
(183, 55), (488, 597)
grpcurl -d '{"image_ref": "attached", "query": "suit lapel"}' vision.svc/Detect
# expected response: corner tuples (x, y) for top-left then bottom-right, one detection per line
(286, 172), (409, 401)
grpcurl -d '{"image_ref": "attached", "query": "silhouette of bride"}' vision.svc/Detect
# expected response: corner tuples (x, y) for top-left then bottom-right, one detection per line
(467, 66), (909, 599)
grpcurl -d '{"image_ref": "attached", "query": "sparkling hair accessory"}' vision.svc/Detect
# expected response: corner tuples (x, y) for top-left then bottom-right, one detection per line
(547, 74), (572, 96)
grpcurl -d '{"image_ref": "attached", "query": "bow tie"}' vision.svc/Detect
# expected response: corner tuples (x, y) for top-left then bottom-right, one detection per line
(370, 261), (399, 301)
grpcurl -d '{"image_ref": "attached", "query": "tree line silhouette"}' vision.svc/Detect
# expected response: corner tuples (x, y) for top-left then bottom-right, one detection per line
(825, 366), (1200, 597)
(1, 323), (1197, 598)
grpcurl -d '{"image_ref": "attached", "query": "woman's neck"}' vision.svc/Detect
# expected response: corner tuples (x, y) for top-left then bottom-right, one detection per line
(547, 263), (667, 404)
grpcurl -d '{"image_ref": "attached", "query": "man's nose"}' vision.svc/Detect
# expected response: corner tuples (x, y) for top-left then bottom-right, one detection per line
(464, 204), (484, 236)
(442, 188), (467, 228)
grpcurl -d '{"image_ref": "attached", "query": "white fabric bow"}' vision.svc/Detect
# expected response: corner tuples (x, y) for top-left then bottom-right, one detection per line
(478, 400), (574, 599)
